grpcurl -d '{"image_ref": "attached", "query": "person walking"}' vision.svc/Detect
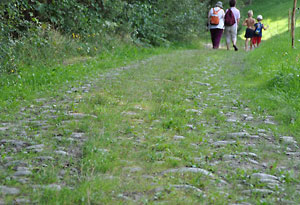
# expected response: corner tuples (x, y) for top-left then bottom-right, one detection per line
(243, 10), (255, 51)
(225, 0), (240, 51)
(252, 15), (269, 47)
(208, 1), (225, 49)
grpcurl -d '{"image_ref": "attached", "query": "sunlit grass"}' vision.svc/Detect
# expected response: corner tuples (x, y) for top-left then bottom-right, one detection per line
(235, 0), (300, 135)
(239, 0), (300, 40)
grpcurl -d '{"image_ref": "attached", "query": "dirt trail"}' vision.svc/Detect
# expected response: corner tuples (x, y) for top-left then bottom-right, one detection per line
(1, 48), (299, 204)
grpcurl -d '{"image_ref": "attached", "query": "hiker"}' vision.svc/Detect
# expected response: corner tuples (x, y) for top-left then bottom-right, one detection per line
(252, 15), (269, 47)
(225, 0), (240, 51)
(208, 1), (225, 49)
(243, 10), (255, 51)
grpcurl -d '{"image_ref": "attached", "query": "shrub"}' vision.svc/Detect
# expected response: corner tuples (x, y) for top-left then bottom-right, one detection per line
(0, 0), (211, 72)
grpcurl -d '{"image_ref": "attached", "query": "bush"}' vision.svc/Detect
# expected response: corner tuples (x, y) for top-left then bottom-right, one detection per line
(127, 2), (166, 45)
(155, 0), (208, 42)
(0, 0), (210, 73)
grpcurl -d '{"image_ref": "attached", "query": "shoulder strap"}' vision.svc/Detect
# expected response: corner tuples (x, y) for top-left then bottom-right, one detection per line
(213, 8), (221, 14)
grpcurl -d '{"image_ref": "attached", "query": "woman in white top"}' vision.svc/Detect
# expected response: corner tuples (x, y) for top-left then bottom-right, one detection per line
(208, 1), (225, 49)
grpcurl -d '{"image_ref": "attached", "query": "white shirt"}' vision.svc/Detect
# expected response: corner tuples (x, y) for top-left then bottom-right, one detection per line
(208, 7), (225, 29)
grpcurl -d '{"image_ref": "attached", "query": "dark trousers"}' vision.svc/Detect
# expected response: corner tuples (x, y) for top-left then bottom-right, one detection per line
(210, 29), (224, 49)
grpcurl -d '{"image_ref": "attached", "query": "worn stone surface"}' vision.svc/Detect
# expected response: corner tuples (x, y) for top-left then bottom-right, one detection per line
(4, 161), (28, 168)
(226, 117), (238, 123)
(14, 170), (32, 177)
(173, 135), (185, 140)
(124, 167), (143, 173)
(0, 127), (9, 131)
(223, 154), (237, 160)
(0, 186), (20, 195)
(26, 144), (44, 150)
(239, 152), (258, 159)
(227, 132), (250, 138)
(1, 140), (29, 147)
(162, 168), (213, 177)
(286, 152), (300, 157)
(242, 189), (274, 195)
(71, 132), (85, 138)
(251, 173), (279, 181)
(15, 198), (31, 204)
(186, 109), (202, 115)
(32, 184), (62, 191)
(35, 156), (54, 161)
(55, 150), (69, 156)
(170, 184), (203, 194)
(280, 136), (297, 144)
(213, 140), (236, 146)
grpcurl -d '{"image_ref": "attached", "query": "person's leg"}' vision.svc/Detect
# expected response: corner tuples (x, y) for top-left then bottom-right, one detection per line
(252, 37), (257, 48)
(245, 29), (250, 51)
(225, 27), (231, 50)
(212, 29), (220, 49)
(254, 36), (259, 48)
(210, 29), (216, 48)
(214, 29), (223, 49)
(245, 38), (249, 51)
(232, 25), (238, 51)
(257, 37), (262, 47)
(250, 38), (253, 50)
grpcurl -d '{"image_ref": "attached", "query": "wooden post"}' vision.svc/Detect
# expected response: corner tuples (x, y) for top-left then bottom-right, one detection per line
(292, 0), (297, 48)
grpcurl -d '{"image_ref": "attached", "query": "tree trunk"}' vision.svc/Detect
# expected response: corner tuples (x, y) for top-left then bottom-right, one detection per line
(292, 0), (297, 48)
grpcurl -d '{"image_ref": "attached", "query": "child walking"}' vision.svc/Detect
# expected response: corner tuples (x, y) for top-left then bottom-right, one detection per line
(252, 15), (269, 47)
(243, 10), (255, 51)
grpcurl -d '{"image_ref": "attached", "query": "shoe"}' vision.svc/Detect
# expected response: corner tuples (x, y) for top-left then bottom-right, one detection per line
(233, 45), (238, 51)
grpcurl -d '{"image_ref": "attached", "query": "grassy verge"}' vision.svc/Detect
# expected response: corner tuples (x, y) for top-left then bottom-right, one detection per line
(239, 0), (299, 40)
(234, 0), (300, 136)
(0, 32), (194, 118)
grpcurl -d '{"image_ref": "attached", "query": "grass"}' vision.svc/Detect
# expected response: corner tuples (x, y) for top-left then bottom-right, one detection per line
(0, 33), (176, 117)
(239, 0), (300, 40)
(14, 46), (295, 204)
(235, 0), (300, 135)
(1, 0), (300, 204)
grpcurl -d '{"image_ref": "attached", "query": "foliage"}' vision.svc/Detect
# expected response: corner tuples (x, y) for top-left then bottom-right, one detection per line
(0, 0), (211, 73)
(155, 0), (208, 42)
(126, 2), (167, 45)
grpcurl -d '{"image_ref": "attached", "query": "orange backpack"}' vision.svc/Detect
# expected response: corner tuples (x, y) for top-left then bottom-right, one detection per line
(210, 8), (221, 25)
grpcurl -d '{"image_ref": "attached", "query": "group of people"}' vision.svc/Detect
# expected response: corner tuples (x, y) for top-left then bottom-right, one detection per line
(208, 0), (268, 51)
(243, 10), (268, 51)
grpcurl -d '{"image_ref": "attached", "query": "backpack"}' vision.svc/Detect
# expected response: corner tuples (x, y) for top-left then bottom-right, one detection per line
(210, 8), (221, 25)
(254, 23), (262, 35)
(224, 9), (236, 26)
